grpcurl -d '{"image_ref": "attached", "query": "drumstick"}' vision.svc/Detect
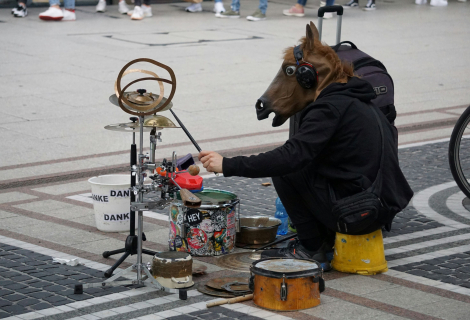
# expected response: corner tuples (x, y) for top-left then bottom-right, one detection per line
(170, 109), (219, 176)
(253, 233), (298, 252)
(206, 294), (253, 308)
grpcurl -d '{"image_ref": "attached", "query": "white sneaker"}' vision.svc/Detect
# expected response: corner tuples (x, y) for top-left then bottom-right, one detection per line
(142, 5), (152, 16)
(118, 1), (130, 14)
(185, 3), (202, 12)
(415, 0), (427, 4)
(63, 9), (76, 20)
(130, 5), (143, 19)
(430, 0), (447, 6)
(213, 2), (225, 13)
(96, 0), (106, 12)
(39, 7), (64, 20)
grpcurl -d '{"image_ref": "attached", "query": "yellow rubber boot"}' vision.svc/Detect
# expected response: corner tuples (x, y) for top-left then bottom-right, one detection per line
(331, 229), (388, 275)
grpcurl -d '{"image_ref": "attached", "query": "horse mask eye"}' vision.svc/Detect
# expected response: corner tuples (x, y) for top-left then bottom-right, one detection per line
(286, 66), (296, 76)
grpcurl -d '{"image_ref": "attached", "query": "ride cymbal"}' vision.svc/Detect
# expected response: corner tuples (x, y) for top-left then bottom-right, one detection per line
(109, 92), (173, 114)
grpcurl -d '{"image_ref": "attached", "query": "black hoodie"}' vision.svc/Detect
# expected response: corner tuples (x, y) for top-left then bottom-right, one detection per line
(223, 77), (413, 221)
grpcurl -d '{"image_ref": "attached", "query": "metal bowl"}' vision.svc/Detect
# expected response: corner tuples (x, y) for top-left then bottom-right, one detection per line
(236, 216), (281, 245)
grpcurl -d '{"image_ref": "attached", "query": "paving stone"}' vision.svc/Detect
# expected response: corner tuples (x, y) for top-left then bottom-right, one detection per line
(167, 315), (196, 320)
(29, 291), (54, 299)
(66, 293), (93, 301)
(17, 298), (41, 306)
(1, 304), (27, 315)
(0, 299), (12, 308)
(10, 275), (33, 282)
(43, 295), (68, 303)
(0, 311), (10, 319)
(28, 302), (53, 311)
(4, 283), (28, 290)
(16, 287), (41, 294)
(29, 281), (54, 288)
(3, 294), (26, 302)
(0, 290), (13, 297)
(43, 285), (68, 293)
(41, 275), (66, 281)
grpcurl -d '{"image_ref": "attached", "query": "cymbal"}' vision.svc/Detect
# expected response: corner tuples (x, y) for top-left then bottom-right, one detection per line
(215, 252), (262, 273)
(104, 122), (162, 132)
(109, 92), (173, 114)
(197, 282), (236, 298)
(143, 115), (179, 128)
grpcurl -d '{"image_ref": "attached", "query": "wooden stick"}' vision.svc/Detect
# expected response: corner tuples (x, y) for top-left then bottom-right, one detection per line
(206, 294), (254, 308)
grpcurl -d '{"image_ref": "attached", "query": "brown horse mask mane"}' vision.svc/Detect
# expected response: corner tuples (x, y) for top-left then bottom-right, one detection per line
(255, 21), (354, 127)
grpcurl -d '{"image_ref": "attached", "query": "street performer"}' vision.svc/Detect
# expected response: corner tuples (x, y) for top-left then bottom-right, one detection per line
(198, 22), (413, 270)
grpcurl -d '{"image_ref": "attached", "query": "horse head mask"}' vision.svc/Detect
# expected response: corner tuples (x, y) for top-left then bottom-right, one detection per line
(255, 21), (354, 127)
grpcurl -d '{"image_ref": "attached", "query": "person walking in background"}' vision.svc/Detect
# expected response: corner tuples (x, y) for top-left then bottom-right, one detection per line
(415, 0), (448, 6)
(39, 0), (75, 21)
(215, 0), (267, 21)
(283, 0), (335, 18)
(96, 0), (130, 14)
(127, 0), (152, 20)
(185, 0), (226, 13)
(343, 0), (376, 11)
(11, 0), (27, 17)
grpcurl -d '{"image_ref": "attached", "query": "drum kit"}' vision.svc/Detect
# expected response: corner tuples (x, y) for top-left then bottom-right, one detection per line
(73, 58), (326, 310)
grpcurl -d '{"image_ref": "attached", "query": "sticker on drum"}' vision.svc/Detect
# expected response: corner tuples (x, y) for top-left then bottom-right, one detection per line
(227, 210), (236, 229)
(200, 218), (214, 236)
(186, 209), (203, 226)
(170, 222), (180, 237)
(187, 228), (207, 250)
(211, 210), (226, 232)
(170, 205), (179, 222)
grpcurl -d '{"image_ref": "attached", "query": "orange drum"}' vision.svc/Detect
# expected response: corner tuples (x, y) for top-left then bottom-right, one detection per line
(250, 258), (324, 311)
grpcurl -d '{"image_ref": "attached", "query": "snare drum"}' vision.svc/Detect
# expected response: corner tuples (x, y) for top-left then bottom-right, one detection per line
(250, 258), (325, 311)
(168, 188), (239, 256)
(152, 251), (194, 289)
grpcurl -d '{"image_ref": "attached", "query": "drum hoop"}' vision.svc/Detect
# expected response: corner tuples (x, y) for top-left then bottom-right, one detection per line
(154, 251), (191, 261)
(250, 258), (321, 279)
(174, 198), (239, 209)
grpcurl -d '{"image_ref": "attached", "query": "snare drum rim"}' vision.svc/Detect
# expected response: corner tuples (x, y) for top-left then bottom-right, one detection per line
(173, 188), (239, 209)
(250, 258), (321, 279)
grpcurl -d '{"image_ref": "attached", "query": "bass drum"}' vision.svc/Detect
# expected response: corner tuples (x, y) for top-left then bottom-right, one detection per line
(168, 189), (239, 256)
(250, 258), (325, 311)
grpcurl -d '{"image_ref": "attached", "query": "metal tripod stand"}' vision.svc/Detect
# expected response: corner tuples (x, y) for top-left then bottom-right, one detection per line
(101, 117), (157, 278)
(74, 116), (187, 300)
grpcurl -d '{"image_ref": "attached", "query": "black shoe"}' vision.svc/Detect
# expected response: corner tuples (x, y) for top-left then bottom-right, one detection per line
(261, 240), (332, 271)
(14, 5), (27, 18)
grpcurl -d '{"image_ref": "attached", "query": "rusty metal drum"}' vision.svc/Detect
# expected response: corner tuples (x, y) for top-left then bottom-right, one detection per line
(168, 189), (240, 256)
(152, 251), (194, 289)
(250, 258), (324, 311)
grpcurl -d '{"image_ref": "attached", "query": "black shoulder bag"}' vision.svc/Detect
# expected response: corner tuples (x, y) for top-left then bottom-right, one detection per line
(330, 105), (385, 234)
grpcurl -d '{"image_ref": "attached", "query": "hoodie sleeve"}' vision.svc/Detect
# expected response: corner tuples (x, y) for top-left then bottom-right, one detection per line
(223, 103), (341, 178)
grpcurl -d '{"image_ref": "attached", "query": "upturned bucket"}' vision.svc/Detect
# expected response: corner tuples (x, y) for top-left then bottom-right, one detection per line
(331, 229), (388, 275)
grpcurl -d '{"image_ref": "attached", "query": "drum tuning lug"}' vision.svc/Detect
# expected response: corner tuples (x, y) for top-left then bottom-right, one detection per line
(280, 274), (288, 301)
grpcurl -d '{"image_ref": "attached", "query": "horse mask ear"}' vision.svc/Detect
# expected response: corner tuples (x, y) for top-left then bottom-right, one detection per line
(305, 22), (320, 50)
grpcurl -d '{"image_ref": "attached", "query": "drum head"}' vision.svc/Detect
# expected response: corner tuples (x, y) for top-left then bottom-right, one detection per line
(154, 251), (190, 261)
(252, 258), (320, 279)
(177, 188), (237, 205)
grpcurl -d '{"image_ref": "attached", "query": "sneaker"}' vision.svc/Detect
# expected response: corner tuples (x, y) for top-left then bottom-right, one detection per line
(185, 3), (202, 12)
(261, 240), (332, 271)
(415, 0), (427, 4)
(215, 9), (240, 18)
(96, 0), (106, 12)
(343, 0), (359, 8)
(430, 0), (448, 5)
(39, 7), (64, 21)
(213, 2), (225, 13)
(246, 9), (266, 21)
(283, 6), (305, 17)
(63, 9), (76, 21)
(11, 4), (23, 15)
(363, 0), (376, 10)
(13, 5), (27, 17)
(130, 5), (144, 19)
(118, 1), (130, 14)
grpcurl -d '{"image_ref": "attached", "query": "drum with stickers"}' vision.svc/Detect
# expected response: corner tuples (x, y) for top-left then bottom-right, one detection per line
(168, 189), (239, 256)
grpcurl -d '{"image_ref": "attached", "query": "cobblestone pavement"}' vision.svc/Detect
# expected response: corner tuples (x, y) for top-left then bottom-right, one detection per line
(3, 139), (470, 319)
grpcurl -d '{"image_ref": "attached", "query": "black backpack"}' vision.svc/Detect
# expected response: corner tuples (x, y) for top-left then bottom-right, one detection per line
(332, 41), (396, 125)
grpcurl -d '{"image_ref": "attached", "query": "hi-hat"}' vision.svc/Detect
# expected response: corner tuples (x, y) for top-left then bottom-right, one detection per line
(215, 252), (262, 273)
(143, 115), (179, 128)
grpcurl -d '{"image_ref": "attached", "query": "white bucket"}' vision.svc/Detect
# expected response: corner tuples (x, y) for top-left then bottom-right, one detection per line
(89, 175), (134, 232)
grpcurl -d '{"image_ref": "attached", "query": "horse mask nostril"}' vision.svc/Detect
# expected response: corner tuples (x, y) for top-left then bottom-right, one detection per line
(256, 100), (264, 111)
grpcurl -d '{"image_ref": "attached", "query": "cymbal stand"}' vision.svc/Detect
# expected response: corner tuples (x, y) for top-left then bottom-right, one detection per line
(75, 116), (187, 300)
(101, 117), (157, 278)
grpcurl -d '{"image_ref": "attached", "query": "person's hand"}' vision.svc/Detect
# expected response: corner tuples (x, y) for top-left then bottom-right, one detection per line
(198, 151), (223, 173)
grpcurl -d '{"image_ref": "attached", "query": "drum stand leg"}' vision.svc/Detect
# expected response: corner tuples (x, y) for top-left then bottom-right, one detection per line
(101, 118), (157, 278)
